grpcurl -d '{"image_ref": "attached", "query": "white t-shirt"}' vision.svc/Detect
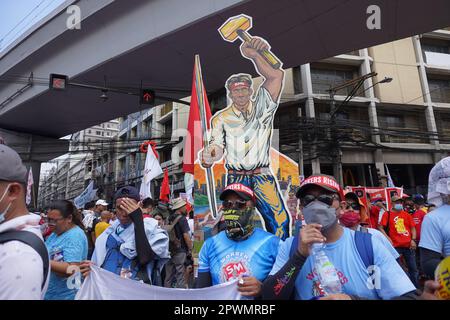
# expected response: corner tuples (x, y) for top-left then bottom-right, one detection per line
(188, 219), (194, 239)
(0, 213), (49, 300)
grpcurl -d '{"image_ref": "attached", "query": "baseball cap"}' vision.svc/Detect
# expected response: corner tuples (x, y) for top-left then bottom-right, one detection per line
(296, 174), (344, 200)
(391, 195), (403, 202)
(219, 183), (255, 201)
(412, 194), (425, 204)
(95, 199), (108, 206)
(114, 186), (140, 202)
(170, 198), (187, 210)
(0, 144), (27, 184)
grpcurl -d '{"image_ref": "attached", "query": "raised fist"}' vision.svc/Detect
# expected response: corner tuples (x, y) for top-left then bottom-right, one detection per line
(240, 37), (269, 60)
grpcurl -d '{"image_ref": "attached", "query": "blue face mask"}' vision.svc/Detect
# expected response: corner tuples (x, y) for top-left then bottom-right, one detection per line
(0, 184), (12, 224)
(394, 204), (403, 211)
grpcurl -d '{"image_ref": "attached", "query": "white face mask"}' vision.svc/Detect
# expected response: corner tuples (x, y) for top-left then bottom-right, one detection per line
(0, 184), (12, 224)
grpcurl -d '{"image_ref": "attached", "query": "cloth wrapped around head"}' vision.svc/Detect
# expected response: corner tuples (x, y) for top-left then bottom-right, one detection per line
(428, 157), (450, 207)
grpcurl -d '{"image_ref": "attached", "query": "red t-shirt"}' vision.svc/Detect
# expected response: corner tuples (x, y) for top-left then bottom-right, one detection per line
(369, 206), (380, 229)
(380, 210), (416, 248)
(412, 209), (426, 241)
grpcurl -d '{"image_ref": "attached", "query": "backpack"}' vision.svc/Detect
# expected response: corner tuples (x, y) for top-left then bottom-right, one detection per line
(163, 214), (183, 255)
(289, 230), (374, 270)
(0, 230), (49, 290)
(102, 231), (152, 284)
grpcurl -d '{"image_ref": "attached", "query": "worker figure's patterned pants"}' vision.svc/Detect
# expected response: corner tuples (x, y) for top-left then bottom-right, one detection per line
(227, 173), (291, 240)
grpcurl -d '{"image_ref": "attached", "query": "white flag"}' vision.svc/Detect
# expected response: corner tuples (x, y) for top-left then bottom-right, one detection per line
(385, 164), (395, 188)
(25, 168), (33, 206)
(76, 265), (241, 300)
(74, 181), (95, 209)
(139, 149), (163, 200)
(184, 173), (194, 204)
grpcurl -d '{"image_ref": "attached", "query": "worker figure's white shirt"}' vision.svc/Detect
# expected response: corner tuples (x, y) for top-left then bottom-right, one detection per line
(0, 213), (49, 300)
(209, 87), (278, 171)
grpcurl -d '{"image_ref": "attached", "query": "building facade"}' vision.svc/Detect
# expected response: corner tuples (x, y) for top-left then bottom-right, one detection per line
(270, 27), (450, 195)
(38, 120), (119, 209)
(116, 101), (189, 198)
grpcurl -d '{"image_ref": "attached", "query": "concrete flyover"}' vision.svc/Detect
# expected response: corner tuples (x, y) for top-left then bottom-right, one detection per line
(0, 0), (449, 191)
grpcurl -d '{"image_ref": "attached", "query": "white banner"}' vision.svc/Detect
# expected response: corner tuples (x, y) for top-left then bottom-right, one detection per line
(140, 149), (163, 200)
(75, 265), (241, 300)
(74, 181), (96, 209)
(25, 167), (33, 206)
(184, 173), (194, 204)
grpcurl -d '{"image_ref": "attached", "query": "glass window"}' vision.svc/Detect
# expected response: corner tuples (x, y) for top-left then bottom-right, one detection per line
(292, 66), (303, 94)
(310, 63), (359, 96)
(421, 38), (450, 54)
(377, 110), (427, 143)
(428, 78), (450, 103)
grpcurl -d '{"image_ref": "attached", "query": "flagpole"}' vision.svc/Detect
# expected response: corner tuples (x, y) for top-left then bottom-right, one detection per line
(194, 54), (218, 219)
(32, 183), (37, 210)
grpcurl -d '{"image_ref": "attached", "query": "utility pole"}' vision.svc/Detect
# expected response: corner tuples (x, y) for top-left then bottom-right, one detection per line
(298, 107), (304, 182)
(328, 72), (377, 187)
(328, 89), (344, 186)
(101, 140), (104, 194)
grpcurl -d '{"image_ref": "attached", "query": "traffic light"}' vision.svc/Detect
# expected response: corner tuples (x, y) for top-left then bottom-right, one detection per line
(375, 167), (381, 182)
(49, 73), (68, 90)
(140, 88), (155, 106)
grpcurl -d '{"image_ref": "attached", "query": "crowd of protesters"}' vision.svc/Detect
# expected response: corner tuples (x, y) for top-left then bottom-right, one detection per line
(1, 142), (449, 300)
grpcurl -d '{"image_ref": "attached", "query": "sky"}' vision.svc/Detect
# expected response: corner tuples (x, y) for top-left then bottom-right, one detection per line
(0, 0), (67, 52)
(0, 1), (72, 175)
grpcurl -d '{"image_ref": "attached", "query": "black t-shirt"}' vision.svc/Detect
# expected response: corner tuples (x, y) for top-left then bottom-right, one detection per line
(171, 214), (190, 253)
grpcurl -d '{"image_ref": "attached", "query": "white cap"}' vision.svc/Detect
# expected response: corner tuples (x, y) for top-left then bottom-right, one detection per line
(170, 198), (187, 210)
(95, 199), (108, 206)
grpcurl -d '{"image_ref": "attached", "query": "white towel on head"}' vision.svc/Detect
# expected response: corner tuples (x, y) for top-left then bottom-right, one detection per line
(428, 157), (450, 207)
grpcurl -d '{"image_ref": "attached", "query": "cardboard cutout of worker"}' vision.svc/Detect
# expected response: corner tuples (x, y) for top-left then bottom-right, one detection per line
(200, 14), (291, 240)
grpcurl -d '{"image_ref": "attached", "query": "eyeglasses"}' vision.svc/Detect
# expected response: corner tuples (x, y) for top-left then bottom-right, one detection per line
(300, 194), (339, 207)
(222, 200), (247, 210)
(46, 217), (65, 224)
(345, 202), (360, 210)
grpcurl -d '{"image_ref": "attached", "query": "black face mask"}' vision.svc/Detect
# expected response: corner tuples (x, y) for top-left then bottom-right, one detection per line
(302, 200), (338, 232)
(223, 207), (255, 241)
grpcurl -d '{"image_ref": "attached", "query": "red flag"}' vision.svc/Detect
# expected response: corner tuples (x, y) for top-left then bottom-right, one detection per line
(182, 61), (213, 174)
(159, 168), (170, 203)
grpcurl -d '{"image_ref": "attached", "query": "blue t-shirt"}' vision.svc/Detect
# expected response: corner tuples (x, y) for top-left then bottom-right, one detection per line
(44, 226), (88, 300)
(269, 227), (415, 300)
(198, 228), (280, 285)
(419, 205), (450, 257)
(357, 226), (400, 260)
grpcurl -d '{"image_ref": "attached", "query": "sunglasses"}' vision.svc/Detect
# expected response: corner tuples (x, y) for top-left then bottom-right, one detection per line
(301, 194), (339, 207)
(345, 202), (360, 210)
(222, 200), (247, 210)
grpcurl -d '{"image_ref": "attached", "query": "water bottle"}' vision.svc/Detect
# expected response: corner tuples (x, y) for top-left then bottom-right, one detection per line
(311, 243), (342, 296)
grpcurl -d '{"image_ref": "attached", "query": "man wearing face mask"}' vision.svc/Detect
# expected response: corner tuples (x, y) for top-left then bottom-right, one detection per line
(196, 183), (280, 299)
(340, 192), (399, 261)
(379, 195), (418, 287)
(262, 174), (418, 300)
(79, 186), (170, 285)
(0, 144), (50, 299)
